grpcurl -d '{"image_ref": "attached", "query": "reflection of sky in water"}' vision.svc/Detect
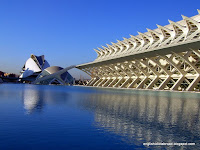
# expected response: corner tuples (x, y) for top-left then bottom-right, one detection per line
(0, 84), (199, 149)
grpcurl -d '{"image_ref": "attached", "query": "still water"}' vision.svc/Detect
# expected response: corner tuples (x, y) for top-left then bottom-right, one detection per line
(0, 84), (200, 150)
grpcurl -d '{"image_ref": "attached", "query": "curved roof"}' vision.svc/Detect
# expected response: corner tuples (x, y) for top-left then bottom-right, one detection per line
(35, 66), (75, 85)
(20, 54), (50, 79)
(30, 54), (44, 69)
(25, 58), (41, 72)
(45, 66), (63, 74)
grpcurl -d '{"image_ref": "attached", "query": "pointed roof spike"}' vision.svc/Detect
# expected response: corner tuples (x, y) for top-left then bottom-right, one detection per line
(102, 46), (107, 49)
(138, 31), (146, 35)
(131, 35), (142, 40)
(197, 9), (200, 14)
(181, 15), (188, 19)
(123, 38), (129, 43)
(101, 45), (108, 50)
(138, 32), (151, 38)
(168, 19), (186, 28)
(94, 48), (99, 51)
(181, 14), (200, 27)
(147, 28), (162, 36)
(168, 19), (175, 24)
(94, 49), (101, 55)
(96, 47), (104, 53)
(108, 44), (113, 49)
(106, 44), (110, 47)
(129, 34), (134, 38)
(157, 24), (173, 31)
(97, 47), (103, 51)
(111, 42), (115, 45)
(146, 28), (151, 32)
(156, 24), (162, 28)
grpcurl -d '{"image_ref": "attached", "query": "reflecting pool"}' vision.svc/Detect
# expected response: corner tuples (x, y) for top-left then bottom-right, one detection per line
(0, 84), (200, 149)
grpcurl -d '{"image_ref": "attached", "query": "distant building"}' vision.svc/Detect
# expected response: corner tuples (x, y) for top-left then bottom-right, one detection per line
(0, 71), (20, 83)
(0, 71), (4, 77)
(4, 73), (17, 77)
(0, 71), (3, 83)
(20, 54), (50, 81)
(19, 54), (75, 85)
(0, 78), (3, 83)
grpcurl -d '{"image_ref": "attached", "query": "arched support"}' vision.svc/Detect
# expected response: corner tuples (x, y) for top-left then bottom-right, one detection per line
(76, 11), (200, 92)
(186, 75), (200, 91)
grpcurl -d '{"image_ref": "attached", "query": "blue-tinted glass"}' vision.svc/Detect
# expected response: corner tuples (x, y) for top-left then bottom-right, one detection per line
(35, 56), (43, 67)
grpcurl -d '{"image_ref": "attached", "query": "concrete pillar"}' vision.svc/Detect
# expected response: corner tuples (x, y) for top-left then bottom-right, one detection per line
(136, 77), (148, 89)
(186, 75), (200, 91)
(158, 76), (172, 90)
(89, 78), (99, 86)
(87, 78), (95, 86)
(113, 78), (124, 87)
(171, 75), (185, 90)
(146, 77), (159, 89)
(93, 78), (103, 86)
(97, 78), (107, 87)
(108, 78), (118, 87)
(128, 78), (140, 88)
(103, 78), (112, 87)
(120, 78), (131, 88)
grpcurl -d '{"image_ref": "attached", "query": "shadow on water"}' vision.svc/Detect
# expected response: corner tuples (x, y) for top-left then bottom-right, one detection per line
(77, 88), (200, 149)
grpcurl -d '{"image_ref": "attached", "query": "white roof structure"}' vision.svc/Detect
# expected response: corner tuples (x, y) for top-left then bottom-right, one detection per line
(20, 54), (50, 78)
(34, 66), (75, 85)
(77, 10), (200, 92)
(87, 10), (200, 62)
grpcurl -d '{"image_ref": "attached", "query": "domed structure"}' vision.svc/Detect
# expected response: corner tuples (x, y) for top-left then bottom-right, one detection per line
(35, 66), (74, 85)
(20, 54), (50, 80)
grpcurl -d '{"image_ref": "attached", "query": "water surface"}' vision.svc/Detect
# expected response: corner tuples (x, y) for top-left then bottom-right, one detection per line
(0, 84), (200, 149)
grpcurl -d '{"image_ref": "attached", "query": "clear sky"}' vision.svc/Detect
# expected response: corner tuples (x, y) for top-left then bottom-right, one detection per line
(0, 0), (199, 79)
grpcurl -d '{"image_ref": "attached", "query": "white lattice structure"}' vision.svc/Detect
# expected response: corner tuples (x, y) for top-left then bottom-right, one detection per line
(77, 10), (200, 91)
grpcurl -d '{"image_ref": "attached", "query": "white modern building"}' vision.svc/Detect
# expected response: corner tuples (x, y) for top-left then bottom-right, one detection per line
(34, 66), (75, 85)
(77, 10), (200, 91)
(20, 54), (75, 85)
(20, 54), (50, 80)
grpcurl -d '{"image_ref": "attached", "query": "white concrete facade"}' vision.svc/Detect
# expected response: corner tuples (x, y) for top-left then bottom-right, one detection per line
(20, 54), (50, 78)
(33, 65), (75, 85)
(77, 10), (200, 91)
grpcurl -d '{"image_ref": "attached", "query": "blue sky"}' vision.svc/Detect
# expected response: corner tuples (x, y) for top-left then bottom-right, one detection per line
(0, 0), (199, 79)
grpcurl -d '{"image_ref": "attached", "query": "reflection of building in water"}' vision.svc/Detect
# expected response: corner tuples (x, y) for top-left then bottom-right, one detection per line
(22, 86), (44, 113)
(22, 86), (69, 113)
(80, 90), (200, 148)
